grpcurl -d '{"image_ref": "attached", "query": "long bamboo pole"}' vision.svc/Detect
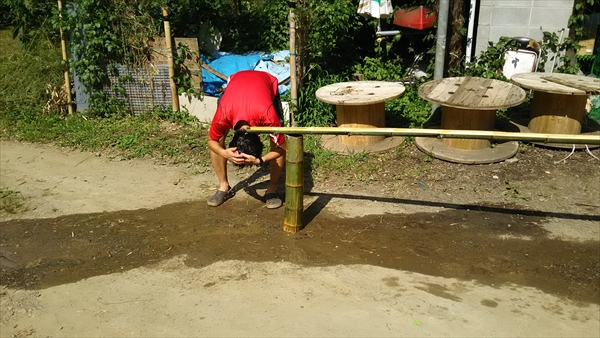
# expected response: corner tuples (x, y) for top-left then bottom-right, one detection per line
(248, 127), (600, 145)
(162, 7), (180, 111)
(284, 135), (304, 232)
(57, 0), (73, 115)
(260, 126), (598, 232)
(288, 1), (297, 126)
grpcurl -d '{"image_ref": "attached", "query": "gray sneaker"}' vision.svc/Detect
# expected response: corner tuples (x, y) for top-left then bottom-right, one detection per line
(265, 192), (283, 209)
(207, 187), (234, 207)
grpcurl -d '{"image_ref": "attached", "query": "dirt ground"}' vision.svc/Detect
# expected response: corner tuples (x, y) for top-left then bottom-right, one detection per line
(0, 139), (599, 337)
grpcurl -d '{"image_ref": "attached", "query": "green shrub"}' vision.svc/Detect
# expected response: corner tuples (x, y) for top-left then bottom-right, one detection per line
(296, 71), (350, 127)
(0, 28), (62, 116)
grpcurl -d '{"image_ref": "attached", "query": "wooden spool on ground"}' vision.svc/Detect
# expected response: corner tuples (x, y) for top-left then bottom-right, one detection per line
(315, 81), (405, 147)
(419, 77), (527, 151)
(511, 73), (599, 135)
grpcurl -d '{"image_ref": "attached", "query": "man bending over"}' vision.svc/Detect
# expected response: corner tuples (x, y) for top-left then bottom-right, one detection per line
(206, 70), (286, 209)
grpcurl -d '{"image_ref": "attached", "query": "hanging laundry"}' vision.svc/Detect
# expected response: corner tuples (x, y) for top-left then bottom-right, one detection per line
(357, 0), (393, 19)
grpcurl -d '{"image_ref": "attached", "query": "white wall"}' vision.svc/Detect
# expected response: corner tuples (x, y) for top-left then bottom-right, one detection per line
(474, 0), (574, 57)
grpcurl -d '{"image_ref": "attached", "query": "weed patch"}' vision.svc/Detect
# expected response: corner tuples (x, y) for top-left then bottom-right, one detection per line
(0, 189), (28, 214)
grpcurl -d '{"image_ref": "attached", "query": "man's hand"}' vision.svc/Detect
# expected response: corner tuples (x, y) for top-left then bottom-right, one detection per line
(222, 147), (247, 165)
(223, 147), (261, 166)
(239, 152), (261, 166)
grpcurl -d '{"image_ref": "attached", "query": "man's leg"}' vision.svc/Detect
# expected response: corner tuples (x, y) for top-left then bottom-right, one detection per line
(210, 134), (231, 192)
(266, 140), (285, 194)
(207, 133), (235, 207)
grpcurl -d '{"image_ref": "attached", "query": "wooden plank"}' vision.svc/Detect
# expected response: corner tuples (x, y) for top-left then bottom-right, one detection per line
(541, 75), (600, 94)
(419, 77), (526, 110)
(420, 77), (461, 103)
(511, 73), (588, 95)
(479, 80), (519, 107)
(200, 63), (228, 81)
(446, 77), (493, 107)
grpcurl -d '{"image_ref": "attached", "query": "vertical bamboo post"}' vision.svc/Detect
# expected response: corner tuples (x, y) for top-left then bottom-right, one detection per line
(162, 7), (180, 111)
(57, 0), (73, 115)
(284, 135), (304, 232)
(288, 1), (297, 126)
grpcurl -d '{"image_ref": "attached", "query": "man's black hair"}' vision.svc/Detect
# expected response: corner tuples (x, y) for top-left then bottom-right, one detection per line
(229, 128), (263, 168)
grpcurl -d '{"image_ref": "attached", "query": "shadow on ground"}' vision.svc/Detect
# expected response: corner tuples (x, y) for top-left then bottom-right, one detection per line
(1, 195), (598, 305)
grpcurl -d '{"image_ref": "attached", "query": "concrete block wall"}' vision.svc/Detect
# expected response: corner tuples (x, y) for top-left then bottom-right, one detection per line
(474, 0), (574, 57)
(181, 95), (292, 126)
(179, 95), (219, 124)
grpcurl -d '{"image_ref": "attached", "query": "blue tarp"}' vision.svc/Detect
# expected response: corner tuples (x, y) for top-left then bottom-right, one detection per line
(202, 50), (291, 97)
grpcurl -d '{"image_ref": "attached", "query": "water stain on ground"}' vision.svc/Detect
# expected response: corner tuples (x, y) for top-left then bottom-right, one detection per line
(0, 199), (598, 305)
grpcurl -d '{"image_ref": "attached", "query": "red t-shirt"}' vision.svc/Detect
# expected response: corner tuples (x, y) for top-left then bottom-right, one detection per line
(209, 70), (285, 146)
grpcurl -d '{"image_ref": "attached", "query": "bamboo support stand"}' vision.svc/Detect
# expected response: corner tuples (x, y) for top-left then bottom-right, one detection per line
(162, 7), (180, 111)
(284, 135), (304, 232)
(57, 0), (73, 115)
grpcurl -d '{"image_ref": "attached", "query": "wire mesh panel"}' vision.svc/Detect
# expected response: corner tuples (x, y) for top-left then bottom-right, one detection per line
(104, 64), (172, 114)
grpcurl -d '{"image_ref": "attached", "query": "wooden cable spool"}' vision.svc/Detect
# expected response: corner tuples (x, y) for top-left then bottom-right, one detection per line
(419, 77), (526, 150)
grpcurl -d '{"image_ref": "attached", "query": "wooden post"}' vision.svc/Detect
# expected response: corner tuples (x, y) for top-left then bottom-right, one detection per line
(57, 0), (73, 115)
(162, 7), (180, 111)
(284, 135), (304, 232)
(288, 1), (298, 126)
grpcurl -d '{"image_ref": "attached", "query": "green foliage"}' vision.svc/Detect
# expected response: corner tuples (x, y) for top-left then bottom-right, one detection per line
(296, 71), (350, 127)
(588, 95), (600, 123)
(353, 56), (404, 81)
(293, 0), (436, 128)
(504, 178), (529, 200)
(297, 0), (371, 73)
(253, 0), (289, 52)
(153, 105), (198, 125)
(1, 106), (210, 164)
(302, 135), (374, 179)
(352, 56), (430, 128)
(174, 42), (203, 99)
(452, 36), (517, 80)
(0, 27), (62, 115)
(385, 85), (431, 128)
(538, 30), (581, 74)
(2, 0), (57, 44)
(167, 0), (289, 54)
(538, 0), (598, 73)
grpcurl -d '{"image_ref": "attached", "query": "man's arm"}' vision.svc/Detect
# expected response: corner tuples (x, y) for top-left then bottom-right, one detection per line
(239, 141), (286, 166)
(207, 138), (247, 165)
